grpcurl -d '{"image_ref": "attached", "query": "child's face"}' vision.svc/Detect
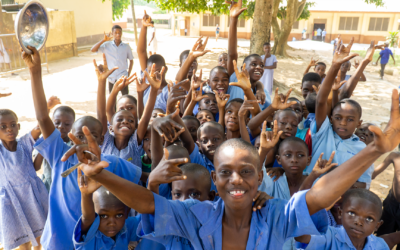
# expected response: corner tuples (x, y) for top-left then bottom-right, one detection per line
(198, 125), (225, 161)
(183, 119), (199, 142)
(218, 54), (228, 69)
(209, 69), (229, 95)
(112, 110), (136, 137)
(301, 81), (319, 99)
(143, 127), (151, 159)
(112, 28), (122, 42)
(53, 111), (74, 141)
(0, 114), (20, 142)
(171, 173), (213, 202)
(245, 56), (264, 82)
(181, 55), (198, 79)
(340, 197), (383, 242)
(146, 63), (166, 82)
(150, 109), (164, 124)
(94, 197), (129, 238)
(275, 111), (298, 140)
(277, 141), (311, 175)
(199, 95), (218, 115)
(212, 147), (262, 210)
(340, 62), (351, 73)
(196, 110), (214, 125)
(314, 65), (326, 78)
(330, 103), (361, 140)
(263, 45), (271, 55)
(116, 98), (137, 122)
(288, 102), (303, 124)
(225, 102), (241, 132)
(355, 123), (374, 145)
(71, 119), (104, 145)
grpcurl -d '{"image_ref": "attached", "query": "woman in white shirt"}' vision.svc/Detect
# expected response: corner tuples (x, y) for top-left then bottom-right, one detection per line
(260, 42), (277, 95)
(148, 21), (158, 53)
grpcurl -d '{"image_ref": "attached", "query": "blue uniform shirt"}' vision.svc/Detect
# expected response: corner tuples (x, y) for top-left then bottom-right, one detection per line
(258, 169), (291, 201)
(35, 129), (142, 250)
(98, 41), (134, 83)
(380, 48), (393, 65)
(138, 190), (328, 249)
(73, 214), (141, 249)
(142, 84), (169, 113)
(305, 226), (389, 250)
(307, 117), (374, 184)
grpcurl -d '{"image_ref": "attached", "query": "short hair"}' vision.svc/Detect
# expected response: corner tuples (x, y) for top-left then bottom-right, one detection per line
(273, 108), (298, 121)
(197, 121), (224, 141)
(196, 109), (214, 117)
(316, 62), (326, 68)
(243, 54), (261, 66)
(180, 163), (212, 191)
(341, 188), (382, 217)
(332, 98), (362, 118)
(219, 52), (228, 57)
(302, 72), (321, 84)
(263, 42), (271, 46)
(288, 97), (303, 112)
(279, 137), (309, 155)
(215, 138), (260, 169)
(305, 92), (317, 114)
(112, 25), (122, 31)
(226, 98), (244, 107)
(147, 54), (166, 67)
(182, 115), (200, 127)
(179, 50), (190, 64)
(74, 116), (102, 132)
(209, 66), (229, 79)
(166, 144), (189, 160)
(0, 109), (17, 120)
(53, 105), (76, 119)
(117, 95), (137, 106)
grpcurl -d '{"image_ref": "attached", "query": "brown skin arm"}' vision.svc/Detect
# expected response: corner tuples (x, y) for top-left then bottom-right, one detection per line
(227, 16), (238, 76)
(150, 124), (164, 171)
(128, 60), (133, 76)
(371, 152), (396, 179)
(380, 231), (400, 249)
(80, 193), (96, 235)
(247, 105), (276, 137)
(137, 24), (149, 71)
(137, 91), (144, 120)
(137, 87), (159, 143)
(303, 64), (312, 76)
(33, 153), (44, 171)
(392, 154), (400, 202)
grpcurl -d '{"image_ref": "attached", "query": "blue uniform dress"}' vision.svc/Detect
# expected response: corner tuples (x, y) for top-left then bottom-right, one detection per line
(140, 70), (169, 113)
(101, 130), (143, 169)
(258, 169), (291, 201)
(305, 226), (389, 250)
(0, 132), (48, 250)
(306, 117), (374, 185)
(138, 190), (328, 249)
(35, 129), (142, 250)
(73, 214), (141, 249)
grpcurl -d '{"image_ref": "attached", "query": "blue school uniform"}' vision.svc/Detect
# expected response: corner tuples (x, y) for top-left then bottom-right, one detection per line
(258, 168), (291, 200)
(306, 117), (373, 184)
(305, 226), (389, 250)
(73, 214), (141, 249)
(35, 129), (142, 250)
(142, 79), (169, 113)
(138, 190), (328, 249)
(0, 132), (48, 250)
(101, 130), (143, 168)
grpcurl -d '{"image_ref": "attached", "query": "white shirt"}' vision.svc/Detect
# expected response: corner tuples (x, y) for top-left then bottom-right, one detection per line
(260, 54), (277, 95)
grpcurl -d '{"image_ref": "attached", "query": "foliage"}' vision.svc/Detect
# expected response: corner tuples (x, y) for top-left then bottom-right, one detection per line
(153, 9), (167, 14)
(363, 0), (385, 7)
(134, 0), (157, 8)
(101, 0), (130, 21)
(386, 31), (399, 48)
(277, 2), (315, 21)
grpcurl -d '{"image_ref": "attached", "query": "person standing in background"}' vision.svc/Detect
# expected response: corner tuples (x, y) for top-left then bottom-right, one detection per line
(322, 29), (326, 43)
(148, 21), (158, 54)
(216, 24), (220, 42)
(376, 42), (396, 79)
(260, 42), (277, 96)
(317, 27), (322, 41)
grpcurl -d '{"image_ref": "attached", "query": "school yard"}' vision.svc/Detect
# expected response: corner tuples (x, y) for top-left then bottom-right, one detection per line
(0, 29), (398, 237)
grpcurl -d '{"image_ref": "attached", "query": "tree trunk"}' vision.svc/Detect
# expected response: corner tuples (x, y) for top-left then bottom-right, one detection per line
(250, 0), (273, 55)
(130, 0), (139, 45)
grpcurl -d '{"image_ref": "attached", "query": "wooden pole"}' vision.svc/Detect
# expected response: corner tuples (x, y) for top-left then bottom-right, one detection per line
(130, 0), (138, 45)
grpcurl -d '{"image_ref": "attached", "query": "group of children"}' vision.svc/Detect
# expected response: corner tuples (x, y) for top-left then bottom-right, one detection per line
(2, 1), (400, 249)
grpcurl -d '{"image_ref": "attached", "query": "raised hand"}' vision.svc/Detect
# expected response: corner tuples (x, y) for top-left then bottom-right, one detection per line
(78, 167), (102, 194)
(312, 85), (320, 94)
(190, 37), (211, 58)
(167, 79), (188, 114)
(229, 60), (251, 91)
(270, 88), (297, 110)
(213, 90), (230, 109)
(333, 37), (359, 65)
(21, 45), (41, 73)
(259, 120), (282, 153)
(113, 74), (136, 93)
(353, 59), (360, 69)
(252, 191), (273, 211)
(239, 100), (256, 117)
(191, 69), (207, 101)
(255, 89), (266, 105)
(148, 148), (188, 187)
(143, 63), (165, 89)
(226, 0), (247, 18)
(309, 57), (319, 66)
(136, 75), (150, 93)
(47, 96), (61, 110)
(142, 10), (153, 27)
(311, 152), (338, 177)
(363, 40), (376, 63)
(103, 31), (113, 42)
(266, 167), (285, 182)
(152, 109), (186, 142)
(0, 92), (12, 98)
(94, 53), (118, 82)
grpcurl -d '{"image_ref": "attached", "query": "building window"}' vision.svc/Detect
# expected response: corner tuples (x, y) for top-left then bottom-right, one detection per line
(227, 18), (246, 28)
(368, 17), (390, 31)
(280, 19), (299, 29)
(338, 17), (359, 31)
(203, 14), (220, 27)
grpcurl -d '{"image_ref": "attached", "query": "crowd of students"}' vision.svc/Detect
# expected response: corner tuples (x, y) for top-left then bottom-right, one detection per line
(1, 2), (400, 250)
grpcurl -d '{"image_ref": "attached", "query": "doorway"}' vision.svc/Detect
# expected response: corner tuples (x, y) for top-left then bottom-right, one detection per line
(313, 19), (327, 42)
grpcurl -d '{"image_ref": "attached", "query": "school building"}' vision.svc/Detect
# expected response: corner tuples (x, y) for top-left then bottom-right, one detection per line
(170, 0), (400, 46)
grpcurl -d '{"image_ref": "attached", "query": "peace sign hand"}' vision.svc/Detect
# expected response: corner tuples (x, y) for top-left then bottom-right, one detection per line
(312, 152), (338, 177)
(191, 69), (207, 102)
(190, 37), (211, 58)
(259, 120), (282, 153)
(229, 60), (251, 91)
(270, 88), (297, 110)
(166, 79), (188, 115)
(213, 91), (230, 110)
(94, 54), (118, 82)
(142, 10), (153, 27)
(239, 100), (256, 117)
(226, 0), (247, 18)
(143, 63), (165, 89)
(136, 75), (150, 93)
(152, 109), (186, 142)
(333, 37), (359, 65)
(103, 31), (113, 42)
(309, 57), (319, 66)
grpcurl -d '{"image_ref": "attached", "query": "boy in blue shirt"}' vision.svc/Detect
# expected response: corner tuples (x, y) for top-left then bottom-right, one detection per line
(73, 172), (140, 249)
(376, 42), (396, 79)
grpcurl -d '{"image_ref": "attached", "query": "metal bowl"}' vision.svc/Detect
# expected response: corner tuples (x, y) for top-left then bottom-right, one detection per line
(14, 0), (49, 54)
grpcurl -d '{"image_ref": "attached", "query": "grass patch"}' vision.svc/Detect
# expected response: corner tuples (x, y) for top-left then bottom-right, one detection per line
(352, 50), (398, 68)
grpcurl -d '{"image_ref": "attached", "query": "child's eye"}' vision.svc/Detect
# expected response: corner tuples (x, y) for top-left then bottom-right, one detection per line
(78, 135), (84, 139)
(366, 217), (374, 223)
(284, 154), (291, 157)
(129, 119), (134, 123)
(213, 138), (219, 141)
(100, 214), (108, 219)
(201, 139), (208, 144)
(359, 128), (364, 132)
(189, 192), (200, 198)
(173, 193), (181, 198)
(1, 126), (5, 129)
(297, 154), (304, 157)
(220, 170), (230, 175)
(116, 214), (123, 218)
(11, 124), (16, 127)
(348, 119), (354, 122)
(280, 122), (286, 125)
(128, 107), (132, 110)
(242, 169), (252, 174)
(347, 211), (355, 216)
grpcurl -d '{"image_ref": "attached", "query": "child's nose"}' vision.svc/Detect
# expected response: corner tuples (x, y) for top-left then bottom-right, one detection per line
(230, 172), (243, 185)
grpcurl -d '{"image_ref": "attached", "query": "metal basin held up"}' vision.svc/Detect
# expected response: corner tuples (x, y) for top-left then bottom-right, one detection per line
(14, 0), (49, 54)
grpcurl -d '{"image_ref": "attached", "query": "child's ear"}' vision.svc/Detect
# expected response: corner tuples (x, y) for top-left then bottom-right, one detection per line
(163, 66), (169, 74)
(375, 220), (384, 231)
(211, 170), (217, 185)
(99, 135), (105, 146)
(307, 155), (312, 166)
(206, 79), (210, 85)
(338, 207), (343, 219)
(208, 190), (216, 201)
(17, 123), (21, 130)
(276, 154), (281, 165)
(258, 166), (264, 185)
(357, 119), (363, 129)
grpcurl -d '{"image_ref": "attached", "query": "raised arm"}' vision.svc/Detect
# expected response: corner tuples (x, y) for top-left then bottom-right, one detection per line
(306, 89), (400, 215)
(183, 70), (205, 117)
(339, 41), (375, 100)
(227, 0), (247, 76)
(136, 76), (150, 119)
(137, 11), (153, 72)
(91, 32), (113, 52)
(303, 57), (318, 76)
(315, 38), (358, 131)
(238, 100), (255, 143)
(371, 152), (398, 179)
(258, 120), (282, 169)
(392, 153), (400, 202)
(213, 91), (230, 127)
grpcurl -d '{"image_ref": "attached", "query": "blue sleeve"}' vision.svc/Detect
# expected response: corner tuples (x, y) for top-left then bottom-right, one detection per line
(98, 43), (106, 53)
(19, 132), (36, 154)
(258, 167), (275, 195)
(103, 155), (142, 185)
(304, 227), (335, 250)
(126, 216), (141, 242)
(127, 45), (134, 60)
(158, 183), (172, 199)
(154, 86), (169, 113)
(34, 129), (69, 169)
(389, 50), (393, 56)
(380, 50), (384, 56)
(73, 215), (100, 249)
(189, 144), (206, 166)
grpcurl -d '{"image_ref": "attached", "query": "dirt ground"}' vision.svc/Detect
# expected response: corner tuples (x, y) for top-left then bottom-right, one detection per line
(0, 30), (399, 249)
